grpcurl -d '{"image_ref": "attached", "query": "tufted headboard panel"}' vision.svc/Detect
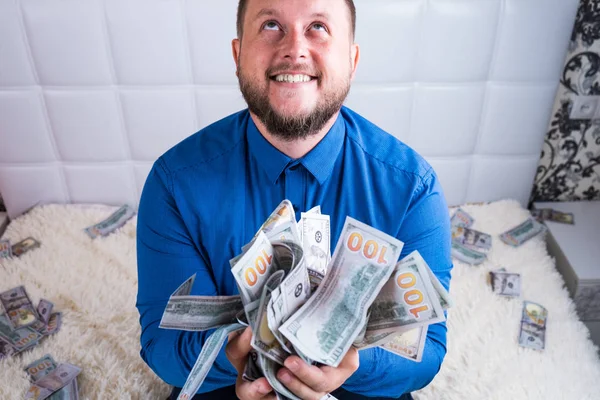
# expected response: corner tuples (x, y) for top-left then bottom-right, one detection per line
(0, 0), (579, 218)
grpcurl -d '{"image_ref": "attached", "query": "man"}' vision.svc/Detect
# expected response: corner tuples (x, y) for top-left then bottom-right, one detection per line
(136, 0), (453, 399)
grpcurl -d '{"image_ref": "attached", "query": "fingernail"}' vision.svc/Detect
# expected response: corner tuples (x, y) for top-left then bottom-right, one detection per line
(287, 359), (299, 371)
(279, 371), (292, 383)
(258, 384), (270, 394)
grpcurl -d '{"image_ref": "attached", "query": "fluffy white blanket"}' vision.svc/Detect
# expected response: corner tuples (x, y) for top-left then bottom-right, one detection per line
(0, 200), (599, 399)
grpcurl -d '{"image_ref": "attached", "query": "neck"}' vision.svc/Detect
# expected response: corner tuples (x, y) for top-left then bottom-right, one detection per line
(249, 111), (340, 159)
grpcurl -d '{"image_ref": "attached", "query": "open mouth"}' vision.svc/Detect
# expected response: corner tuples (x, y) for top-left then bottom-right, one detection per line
(269, 74), (317, 83)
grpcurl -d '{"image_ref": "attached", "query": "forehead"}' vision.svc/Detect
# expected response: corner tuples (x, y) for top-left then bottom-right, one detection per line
(244, 0), (350, 27)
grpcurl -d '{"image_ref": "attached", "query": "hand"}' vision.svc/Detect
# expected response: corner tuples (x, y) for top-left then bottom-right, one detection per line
(277, 348), (360, 400)
(225, 327), (275, 400)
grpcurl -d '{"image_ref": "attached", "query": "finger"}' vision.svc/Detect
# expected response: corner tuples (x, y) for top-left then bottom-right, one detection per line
(236, 376), (275, 400)
(283, 356), (329, 392)
(277, 367), (324, 400)
(225, 327), (253, 373)
(320, 347), (360, 377)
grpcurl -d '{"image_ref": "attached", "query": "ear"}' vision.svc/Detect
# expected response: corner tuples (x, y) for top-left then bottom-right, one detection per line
(350, 43), (360, 81)
(232, 38), (241, 77)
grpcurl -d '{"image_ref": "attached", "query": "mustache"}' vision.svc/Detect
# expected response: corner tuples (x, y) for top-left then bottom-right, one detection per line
(266, 64), (321, 78)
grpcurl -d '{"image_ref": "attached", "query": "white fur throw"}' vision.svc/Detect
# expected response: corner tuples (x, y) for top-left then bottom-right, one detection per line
(0, 200), (599, 399)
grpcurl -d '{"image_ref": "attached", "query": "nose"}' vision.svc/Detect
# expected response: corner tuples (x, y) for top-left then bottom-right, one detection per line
(281, 27), (308, 62)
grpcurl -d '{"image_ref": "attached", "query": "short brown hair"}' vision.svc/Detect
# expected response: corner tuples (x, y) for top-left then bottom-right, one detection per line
(236, 0), (356, 40)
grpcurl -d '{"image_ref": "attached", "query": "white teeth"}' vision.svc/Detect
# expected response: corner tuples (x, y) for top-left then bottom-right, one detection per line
(274, 74), (312, 83)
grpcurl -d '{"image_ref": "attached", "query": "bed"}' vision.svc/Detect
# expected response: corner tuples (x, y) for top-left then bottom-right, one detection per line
(2, 0), (599, 399)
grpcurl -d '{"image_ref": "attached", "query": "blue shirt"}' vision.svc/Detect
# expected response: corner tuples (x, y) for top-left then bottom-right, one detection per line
(136, 106), (453, 397)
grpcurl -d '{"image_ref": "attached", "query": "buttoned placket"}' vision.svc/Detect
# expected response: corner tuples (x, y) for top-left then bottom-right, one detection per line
(284, 161), (306, 219)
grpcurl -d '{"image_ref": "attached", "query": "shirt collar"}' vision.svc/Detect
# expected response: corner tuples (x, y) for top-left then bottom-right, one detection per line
(246, 110), (346, 185)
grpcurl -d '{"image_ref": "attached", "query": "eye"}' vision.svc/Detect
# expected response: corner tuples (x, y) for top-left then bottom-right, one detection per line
(263, 21), (280, 31)
(311, 23), (327, 32)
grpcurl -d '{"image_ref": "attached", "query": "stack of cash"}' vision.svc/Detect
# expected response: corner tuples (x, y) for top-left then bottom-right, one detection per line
(0, 286), (62, 360)
(499, 218), (547, 247)
(24, 354), (81, 400)
(531, 208), (574, 224)
(83, 204), (136, 239)
(518, 301), (547, 350)
(450, 209), (489, 265)
(161, 200), (452, 400)
(489, 268), (521, 297)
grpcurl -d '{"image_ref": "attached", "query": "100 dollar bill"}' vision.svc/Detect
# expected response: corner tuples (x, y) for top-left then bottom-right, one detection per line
(279, 217), (403, 367)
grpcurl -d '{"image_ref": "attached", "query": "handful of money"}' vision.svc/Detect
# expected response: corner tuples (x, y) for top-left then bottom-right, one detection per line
(161, 200), (453, 399)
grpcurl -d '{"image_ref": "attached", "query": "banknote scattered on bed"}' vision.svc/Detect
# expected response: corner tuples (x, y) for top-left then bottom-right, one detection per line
(159, 200), (453, 400)
(83, 204), (136, 239)
(0, 286), (62, 360)
(24, 354), (81, 400)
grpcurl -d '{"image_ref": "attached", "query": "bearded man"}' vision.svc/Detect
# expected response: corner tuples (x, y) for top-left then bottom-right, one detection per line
(136, 0), (452, 399)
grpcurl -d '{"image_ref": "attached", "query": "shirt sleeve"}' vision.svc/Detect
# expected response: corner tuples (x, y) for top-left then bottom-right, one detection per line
(342, 168), (453, 397)
(136, 158), (237, 388)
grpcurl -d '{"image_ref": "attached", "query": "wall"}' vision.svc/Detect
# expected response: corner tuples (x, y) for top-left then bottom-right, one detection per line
(531, 0), (600, 202)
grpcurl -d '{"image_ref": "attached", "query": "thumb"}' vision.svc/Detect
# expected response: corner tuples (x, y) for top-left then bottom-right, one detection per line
(225, 326), (253, 373)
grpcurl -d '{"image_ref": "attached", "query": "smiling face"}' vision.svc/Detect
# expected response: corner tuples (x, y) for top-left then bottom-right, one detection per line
(232, 0), (359, 141)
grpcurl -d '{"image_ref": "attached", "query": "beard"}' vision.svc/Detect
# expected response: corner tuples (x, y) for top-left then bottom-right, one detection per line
(237, 62), (351, 141)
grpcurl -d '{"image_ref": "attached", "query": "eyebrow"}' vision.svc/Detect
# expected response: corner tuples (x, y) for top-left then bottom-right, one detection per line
(253, 8), (331, 22)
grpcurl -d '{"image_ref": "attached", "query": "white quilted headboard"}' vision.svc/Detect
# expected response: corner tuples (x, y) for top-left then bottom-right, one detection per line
(0, 0), (579, 219)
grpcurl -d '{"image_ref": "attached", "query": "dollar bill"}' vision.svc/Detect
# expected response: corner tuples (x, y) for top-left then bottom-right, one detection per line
(380, 326), (427, 362)
(84, 204), (136, 239)
(0, 286), (39, 329)
(279, 217), (403, 367)
(450, 208), (474, 228)
(452, 226), (492, 251)
(25, 384), (54, 400)
(530, 208), (553, 223)
(450, 242), (486, 265)
(12, 326), (43, 351)
(48, 378), (79, 400)
(0, 335), (15, 359)
(548, 210), (574, 224)
(518, 301), (547, 350)
(301, 213), (331, 280)
(37, 299), (54, 325)
(266, 221), (301, 245)
(160, 295), (242, 331)
(245, 200), (297, 252)
(531, 208), (574, 225)
(25, 354), (58, 381)
(259, 353), (301, 400)
(268, 243), (311, 353)
(0, 239), (12, 258)
(400, 251), (453, 311)
(177, 323), (245, 400)
(12, 237), (41, 257)
(490, 270), (521, 297)
(232, 232), (277, 312)
(35, 363), (81, 392)
(365, 253), (445, 336)
(0, 312), (20, 342)
(298, 205), (321, 243)
(252, 270), (287, 364)
(499, 218), (547, 247)
(42, 312), (62, 336)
